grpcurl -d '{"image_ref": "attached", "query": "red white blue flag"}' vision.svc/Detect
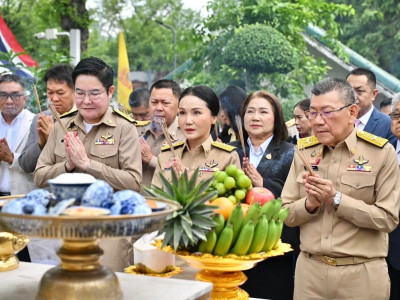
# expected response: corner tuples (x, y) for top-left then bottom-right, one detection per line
(0, 13), (38, 80)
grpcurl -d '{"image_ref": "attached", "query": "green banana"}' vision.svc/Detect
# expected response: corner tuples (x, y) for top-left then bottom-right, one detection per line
(262, 219), (278, 252)
(227, 204), (243, 244)
(213, 223), (234, 256)
(230, 220), (255, 256)
(271, 198), (282, 220)
(260, 200), (275, 221)
(212, 213), (225, 236)
(247, 214), (268, 254)
(198, 230), (217, 254)
(242, 202), (261, 228)
(277, 208), (289, 222)
(272, 220), (284, 249)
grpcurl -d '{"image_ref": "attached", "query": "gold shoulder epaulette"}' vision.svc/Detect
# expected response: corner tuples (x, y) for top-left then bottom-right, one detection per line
(113, 108), (136, 124)
(211, 141), (236, 152)
(161, 141), (185, 152)
(286, 118), (295, 127)
(135, 120), (151, 127)
(297, 136), (320, 149)
(356, 131), (388, 148)
(59, 109), (78, 118)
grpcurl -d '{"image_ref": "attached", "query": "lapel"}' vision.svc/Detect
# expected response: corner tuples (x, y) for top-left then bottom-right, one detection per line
(256, 137), (280, 173)
(363, 107), (378, 133)
(14, 110), (33, 151)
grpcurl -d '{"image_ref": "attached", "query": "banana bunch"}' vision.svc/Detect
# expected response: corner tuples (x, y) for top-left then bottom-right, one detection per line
(197, 198), (289, 256)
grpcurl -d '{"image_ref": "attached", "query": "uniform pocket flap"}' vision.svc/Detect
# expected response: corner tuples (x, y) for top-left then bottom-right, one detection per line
(341, 174), (376, 189)
(90, 146), (118, 159)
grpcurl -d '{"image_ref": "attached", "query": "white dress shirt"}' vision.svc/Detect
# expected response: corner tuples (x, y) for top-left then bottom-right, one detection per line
(356, 105), (374, 131)
(0, 110), (26, 193)
(247, 135), (273, 168)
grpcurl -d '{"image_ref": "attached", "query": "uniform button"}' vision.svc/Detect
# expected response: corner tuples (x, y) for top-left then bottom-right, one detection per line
(356, 183), (360, 187)
(325, 235), (329, 239)
(101, 152), (105, 156)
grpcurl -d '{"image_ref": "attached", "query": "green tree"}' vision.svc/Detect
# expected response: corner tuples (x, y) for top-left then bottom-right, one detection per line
(180, 0), (354, 113)
(332, 0), (400, 78)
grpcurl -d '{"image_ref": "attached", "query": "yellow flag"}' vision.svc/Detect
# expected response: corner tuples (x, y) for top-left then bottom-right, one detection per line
(117, 31), (132, 110)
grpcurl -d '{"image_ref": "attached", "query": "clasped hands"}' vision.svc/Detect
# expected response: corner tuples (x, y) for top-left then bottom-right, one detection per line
(64, 132), (90, 172)
(302, 172), (337, 213)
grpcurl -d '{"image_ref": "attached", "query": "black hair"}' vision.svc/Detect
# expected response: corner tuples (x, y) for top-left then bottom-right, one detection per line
(0, 74), (26, 90)
(129, 88), (150, 108)
(179, 85), (220, 133)
(380, 97), (392, 109)
(72, 57), (114, 93)
(150, 79), (181, 99)
(293, 98), (310, 112)
(219, 86), (247, 133)
(311, 77), (356, 106)
(346, 67), (377, 89)
(44, 64), (74, 89)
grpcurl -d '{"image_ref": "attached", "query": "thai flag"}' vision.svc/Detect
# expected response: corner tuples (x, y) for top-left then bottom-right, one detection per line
(0, 13), (38, 81)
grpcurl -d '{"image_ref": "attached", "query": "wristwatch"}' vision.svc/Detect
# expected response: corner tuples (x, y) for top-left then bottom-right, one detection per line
(333, 191), (342, 207)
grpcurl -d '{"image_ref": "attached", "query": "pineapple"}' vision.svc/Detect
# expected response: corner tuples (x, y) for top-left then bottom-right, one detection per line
(143, 168), (217, 251)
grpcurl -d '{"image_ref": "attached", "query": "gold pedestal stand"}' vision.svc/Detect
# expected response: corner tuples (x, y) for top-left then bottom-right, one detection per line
(37, 239), (122, 300)
(0, 232), (29, 272)
(161, 241), (293, 300)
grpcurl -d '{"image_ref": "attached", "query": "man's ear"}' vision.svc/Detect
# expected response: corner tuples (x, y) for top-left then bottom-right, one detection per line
(372, 88), (379, 101)
(349, 103), (359, 119)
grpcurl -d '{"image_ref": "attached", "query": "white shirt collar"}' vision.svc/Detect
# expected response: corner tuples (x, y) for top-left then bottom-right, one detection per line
(357, 105), (374, 128)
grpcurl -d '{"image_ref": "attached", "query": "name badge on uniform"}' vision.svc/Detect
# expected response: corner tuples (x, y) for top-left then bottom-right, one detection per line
(95, 132), (115, 145)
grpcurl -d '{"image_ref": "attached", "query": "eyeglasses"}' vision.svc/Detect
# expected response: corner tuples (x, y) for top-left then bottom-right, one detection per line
(0, 92), (24, 102)
(305, 104), (352, 120)
(389, 112), (400, 121)
(74, 89), (106, 101)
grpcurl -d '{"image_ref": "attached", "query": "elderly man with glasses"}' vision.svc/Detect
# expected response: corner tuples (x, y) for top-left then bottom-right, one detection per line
(0, 74), (36, 196)
(282, 78), (400, 300)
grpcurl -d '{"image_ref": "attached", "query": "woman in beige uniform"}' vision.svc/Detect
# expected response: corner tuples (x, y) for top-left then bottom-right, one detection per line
(151, 85), (241, 187)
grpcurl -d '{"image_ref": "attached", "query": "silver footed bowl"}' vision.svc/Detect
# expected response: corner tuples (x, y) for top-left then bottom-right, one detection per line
(0, 197), (179, 239)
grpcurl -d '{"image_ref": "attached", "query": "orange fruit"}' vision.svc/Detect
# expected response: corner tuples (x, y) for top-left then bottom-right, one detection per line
(211, 197), (235, 220)
(240, 203), (250, 217)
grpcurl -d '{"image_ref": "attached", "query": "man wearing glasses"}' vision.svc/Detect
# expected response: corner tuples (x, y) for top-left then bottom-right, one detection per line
(346, 67), (396, 146)
(282, 78), (400, 300)
(0, 74), (36, 196)
(387, 93), (400, 300)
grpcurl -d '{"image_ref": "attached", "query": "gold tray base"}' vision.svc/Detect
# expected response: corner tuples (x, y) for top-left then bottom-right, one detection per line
(196, 269), (249, 300)
(0, 254), (19, 272)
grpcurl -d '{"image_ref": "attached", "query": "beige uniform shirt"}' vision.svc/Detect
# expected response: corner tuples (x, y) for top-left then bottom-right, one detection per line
(34, 107), (142, 191)
(136, 118), (184, 187)
(282, 129), (400, 259)
(151, 135), (241, 188)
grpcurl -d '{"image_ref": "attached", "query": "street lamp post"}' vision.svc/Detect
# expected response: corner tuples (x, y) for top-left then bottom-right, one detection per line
(155, 20), (177, 71)
(34, 29), (81, 66)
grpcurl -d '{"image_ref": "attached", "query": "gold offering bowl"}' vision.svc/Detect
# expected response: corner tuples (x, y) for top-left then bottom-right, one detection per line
(161, 241), (292, 300)
(0, 197), (179, 300)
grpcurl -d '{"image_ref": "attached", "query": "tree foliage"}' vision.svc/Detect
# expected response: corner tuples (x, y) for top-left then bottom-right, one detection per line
(332, 0), (400, 78)
(180, 0), (354, 106)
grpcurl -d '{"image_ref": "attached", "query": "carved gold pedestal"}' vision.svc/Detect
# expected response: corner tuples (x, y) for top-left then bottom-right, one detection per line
(37, 239), (122, 300)
(0, 232), (29, 272)
(161, 241), (293, 300)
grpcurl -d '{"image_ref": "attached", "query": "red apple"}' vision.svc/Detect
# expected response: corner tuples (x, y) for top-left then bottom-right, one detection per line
(245, 187), (275, 206)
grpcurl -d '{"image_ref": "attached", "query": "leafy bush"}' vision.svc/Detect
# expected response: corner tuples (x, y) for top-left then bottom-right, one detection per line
(223, 24), (296, 74)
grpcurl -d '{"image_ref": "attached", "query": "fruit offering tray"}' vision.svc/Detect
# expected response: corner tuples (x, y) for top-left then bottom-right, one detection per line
(0, 197), (180, 239)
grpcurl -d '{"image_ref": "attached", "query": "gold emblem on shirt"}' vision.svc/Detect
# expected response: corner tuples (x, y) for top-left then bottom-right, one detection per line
(95, 131), (115, 145)
(265, 153), (272, 160)
(353, 155), (368, 165)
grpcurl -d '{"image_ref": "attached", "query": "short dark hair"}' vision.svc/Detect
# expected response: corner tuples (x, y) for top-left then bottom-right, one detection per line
(293, 98), (310, 112)
(44, 64), (74, 89)
(150, 79), (181, 99)
(0, 74), (26, 90)
(129, 88), (150, 108)
(72, 57), (114, 93)
(179, 86), (220, 133)
(241, 90), (288, 144)
(380, 97), (392, 110)
(311, 77), (356, 106)
(219, 86), (247, 134)
(346, 67), (377, 89)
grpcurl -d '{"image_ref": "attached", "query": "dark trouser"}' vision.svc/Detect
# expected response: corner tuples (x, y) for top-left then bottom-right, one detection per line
(388, 260), (400, 300)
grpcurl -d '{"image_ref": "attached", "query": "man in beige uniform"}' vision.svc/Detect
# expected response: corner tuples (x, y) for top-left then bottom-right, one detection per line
(282, 78), (400, 300)
(137, 79), (184, 187)
(34, 57), (142, 271)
